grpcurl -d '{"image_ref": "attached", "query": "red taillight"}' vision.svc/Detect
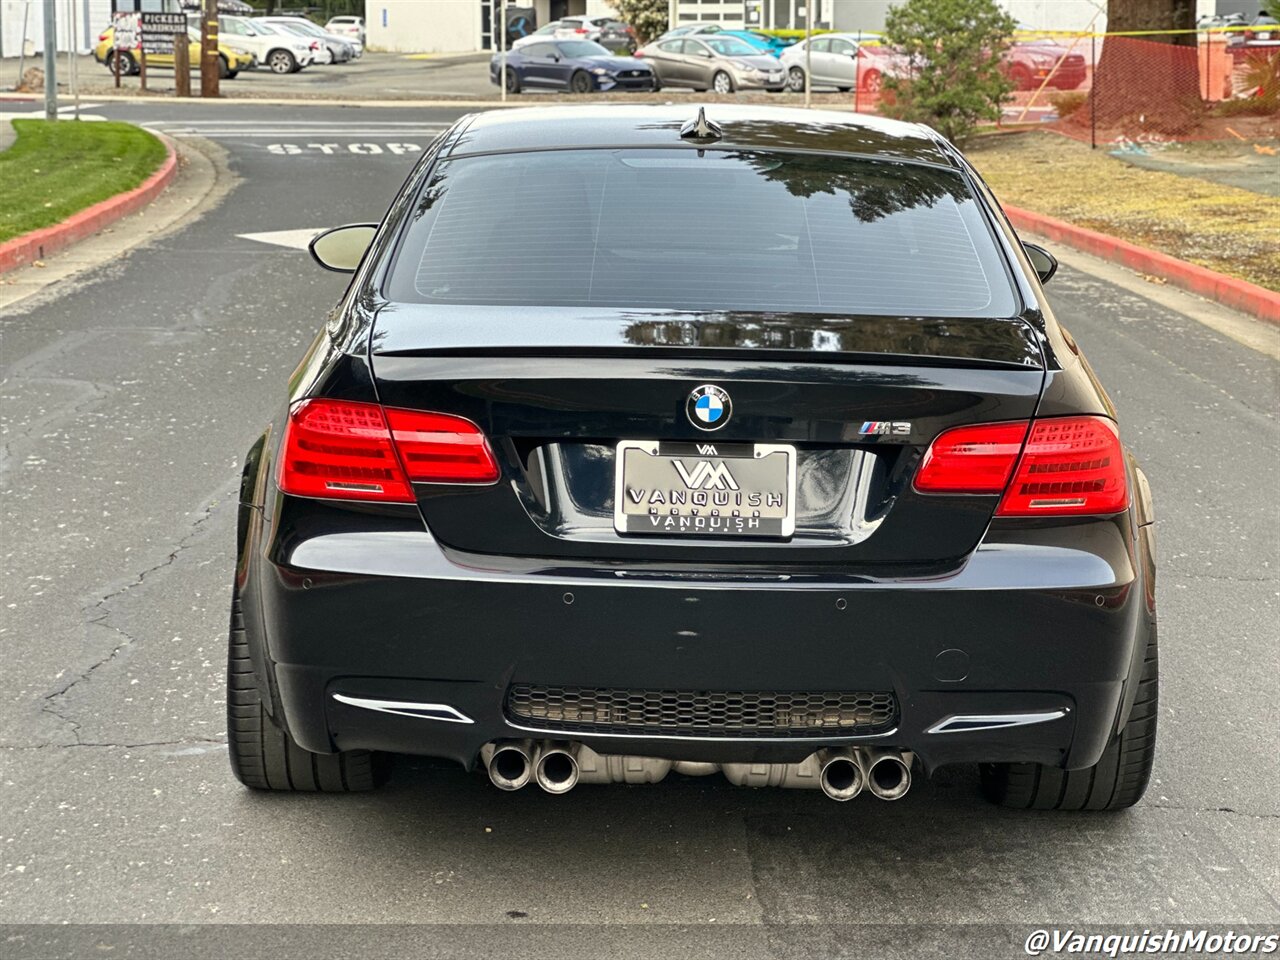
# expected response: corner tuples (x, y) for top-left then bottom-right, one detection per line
(915, 416), (1129, 515)
(997, 416), (1128, 516)
(280, 399), (412, 502)
(914, 421), (1029, 494)
(279, 399), (498, 502)
(385, 408), (500, 485)
(575, 27), (588, 33)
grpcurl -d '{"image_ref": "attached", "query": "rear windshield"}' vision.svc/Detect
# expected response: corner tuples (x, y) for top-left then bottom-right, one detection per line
(384, 148), (1017, 318)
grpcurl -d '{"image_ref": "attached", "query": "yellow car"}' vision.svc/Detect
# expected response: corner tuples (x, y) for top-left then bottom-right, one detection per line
(94, 26), (255, 79)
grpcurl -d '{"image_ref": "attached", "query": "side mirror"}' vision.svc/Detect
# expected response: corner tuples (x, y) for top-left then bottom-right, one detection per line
(1023, 242), (1058, 284)
(309, 223), (377, 273)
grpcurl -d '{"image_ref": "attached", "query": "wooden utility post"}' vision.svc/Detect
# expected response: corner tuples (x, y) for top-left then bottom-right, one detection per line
(200, 0), (220, 98)
(174, 32), (191, 97)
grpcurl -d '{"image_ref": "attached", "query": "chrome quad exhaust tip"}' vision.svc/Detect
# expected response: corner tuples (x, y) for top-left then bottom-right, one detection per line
(865, 748), (913, 801)
(533, 740), (581, 795)
(481, 739), (534, 791)
(480, 741), (912, 800)
(818, 748), (868, 802)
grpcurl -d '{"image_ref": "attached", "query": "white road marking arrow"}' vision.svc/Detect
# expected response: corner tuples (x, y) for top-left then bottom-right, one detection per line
(236, 229), (325, 251)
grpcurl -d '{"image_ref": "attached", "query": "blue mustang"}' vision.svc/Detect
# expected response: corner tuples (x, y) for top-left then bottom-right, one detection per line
(490, 39), (658, 94)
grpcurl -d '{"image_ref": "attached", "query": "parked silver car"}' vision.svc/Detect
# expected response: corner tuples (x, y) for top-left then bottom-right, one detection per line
(780, 33), (910, 93)
(635, 35), (785, 93)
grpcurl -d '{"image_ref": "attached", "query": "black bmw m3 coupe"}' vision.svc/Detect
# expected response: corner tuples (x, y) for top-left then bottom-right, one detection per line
(229, 105), (1157, 810)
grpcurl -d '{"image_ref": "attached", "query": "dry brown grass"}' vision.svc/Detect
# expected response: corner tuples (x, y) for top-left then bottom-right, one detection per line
(967, 130), (1280, 292)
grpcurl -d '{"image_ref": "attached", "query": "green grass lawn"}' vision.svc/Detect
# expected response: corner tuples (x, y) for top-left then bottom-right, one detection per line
(0, 119), (168, 244)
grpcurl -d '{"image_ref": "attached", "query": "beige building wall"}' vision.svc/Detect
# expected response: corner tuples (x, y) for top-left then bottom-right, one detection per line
(366, 0), (479, 54)
(365, 0), (618, 54)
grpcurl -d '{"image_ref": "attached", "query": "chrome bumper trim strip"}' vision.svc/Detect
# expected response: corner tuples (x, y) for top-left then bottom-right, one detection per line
(926, 710), (1069, 735)
(331, 694), (475, 724)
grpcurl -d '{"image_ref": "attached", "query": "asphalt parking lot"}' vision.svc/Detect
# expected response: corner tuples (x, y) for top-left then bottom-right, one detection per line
(0, 101), (1277, 957)
(3, 51), (497, 100)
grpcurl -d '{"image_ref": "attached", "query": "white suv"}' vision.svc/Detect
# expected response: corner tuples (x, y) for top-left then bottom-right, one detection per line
(324, 16), (366, 47)
(220, 16), (315, 74)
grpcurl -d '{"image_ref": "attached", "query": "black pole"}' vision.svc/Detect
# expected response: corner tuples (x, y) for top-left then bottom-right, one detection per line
(1090, 31), (1096, 150)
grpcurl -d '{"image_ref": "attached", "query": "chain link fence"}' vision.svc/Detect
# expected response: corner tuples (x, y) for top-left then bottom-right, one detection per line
(844, 27), (1280, 145)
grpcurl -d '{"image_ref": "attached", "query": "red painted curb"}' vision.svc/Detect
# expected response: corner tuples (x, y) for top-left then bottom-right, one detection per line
(1003, 203), (1280, 326)
(0, 131), (178, 274)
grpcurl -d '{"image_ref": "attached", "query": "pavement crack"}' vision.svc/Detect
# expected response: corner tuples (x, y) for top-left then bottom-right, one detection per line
(0, 376), (112, 481)
(38, 492), (230, 744)
(1151, 802), (1280, 820)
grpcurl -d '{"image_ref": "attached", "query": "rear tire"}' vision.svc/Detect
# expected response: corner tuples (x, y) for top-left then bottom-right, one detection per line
(981, 624), (1158, 811)
(267, 49), (297, 75)
(217, 55), (230, 80)
(227, 592), (385, 792)
(107, 50), (139, 76)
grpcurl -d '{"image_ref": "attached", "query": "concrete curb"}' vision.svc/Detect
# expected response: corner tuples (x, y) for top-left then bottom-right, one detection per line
(0, 130), (178, 274)
(1003, 203), (1280, 326)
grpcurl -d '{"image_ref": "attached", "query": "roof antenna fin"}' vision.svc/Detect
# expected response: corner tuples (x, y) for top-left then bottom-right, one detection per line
(680, 107), (723, 142)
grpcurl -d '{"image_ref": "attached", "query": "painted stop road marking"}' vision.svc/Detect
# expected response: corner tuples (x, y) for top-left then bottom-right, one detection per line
(267, 143), (423, 155)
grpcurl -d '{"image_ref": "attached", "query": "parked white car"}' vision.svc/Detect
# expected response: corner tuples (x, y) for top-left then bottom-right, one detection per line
(258, 17), (361, 63)
(511, 20), (562, 49)
(324, 15), (366, 47)
(220, 16), (316, 74)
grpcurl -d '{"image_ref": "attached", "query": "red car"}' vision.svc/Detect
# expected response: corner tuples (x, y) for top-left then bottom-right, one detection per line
(1002, 39), (1088, 90)
(827, 38), (1087, 95)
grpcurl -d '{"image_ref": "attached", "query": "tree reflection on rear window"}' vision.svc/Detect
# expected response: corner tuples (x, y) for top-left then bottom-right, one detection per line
(384, 149), (1017, 318)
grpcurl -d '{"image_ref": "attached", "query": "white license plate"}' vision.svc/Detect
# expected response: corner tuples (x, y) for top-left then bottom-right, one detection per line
(614, 440), (796, 538)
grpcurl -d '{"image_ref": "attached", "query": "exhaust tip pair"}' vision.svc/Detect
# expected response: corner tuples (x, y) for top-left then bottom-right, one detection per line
(819, 749), (912, 802)
(483, 740), (579, 794)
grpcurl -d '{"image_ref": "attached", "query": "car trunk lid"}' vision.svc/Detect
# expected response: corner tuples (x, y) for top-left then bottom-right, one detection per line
(367, 306), (1044, 572)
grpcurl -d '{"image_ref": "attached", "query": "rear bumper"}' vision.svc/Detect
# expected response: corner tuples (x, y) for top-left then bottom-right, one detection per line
(737, 74), (788, 90)
(241, 497), (1154, 776)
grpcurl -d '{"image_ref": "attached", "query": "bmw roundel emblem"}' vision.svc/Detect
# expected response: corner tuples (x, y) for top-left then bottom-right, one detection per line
(687, 384), (732, 431)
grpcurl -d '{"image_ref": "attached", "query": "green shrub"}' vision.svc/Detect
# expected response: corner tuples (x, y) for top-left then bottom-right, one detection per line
(1216, 51), (1280, 116)
(611, 0), (668, 44)
(879, 0), (1017, 146)
(756, 28), (835, 41)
